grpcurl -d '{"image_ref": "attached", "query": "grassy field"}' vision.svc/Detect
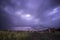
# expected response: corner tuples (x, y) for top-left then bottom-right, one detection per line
(0, 31), (60, 40)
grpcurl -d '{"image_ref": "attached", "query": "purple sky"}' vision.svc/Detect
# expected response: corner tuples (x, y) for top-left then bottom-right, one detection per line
(0, 0), (60, 30)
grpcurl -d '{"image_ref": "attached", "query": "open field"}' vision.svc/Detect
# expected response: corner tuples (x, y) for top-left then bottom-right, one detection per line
(0, 31), (60, 40)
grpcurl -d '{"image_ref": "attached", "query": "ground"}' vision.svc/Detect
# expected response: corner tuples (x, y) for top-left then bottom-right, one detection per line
(0, 31), (60, 40)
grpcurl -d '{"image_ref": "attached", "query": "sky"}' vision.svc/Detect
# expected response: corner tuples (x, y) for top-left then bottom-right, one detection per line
(0, 0), (60, 30)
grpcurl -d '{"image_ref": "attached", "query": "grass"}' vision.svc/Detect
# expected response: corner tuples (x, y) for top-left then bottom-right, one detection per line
(0, 31), (60, 40)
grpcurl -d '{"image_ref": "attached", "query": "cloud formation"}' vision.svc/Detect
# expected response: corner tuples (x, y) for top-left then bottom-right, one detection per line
(0, 0), (60, 30)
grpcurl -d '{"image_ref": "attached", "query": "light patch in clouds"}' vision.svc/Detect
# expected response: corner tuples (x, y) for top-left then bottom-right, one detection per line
(15, 10), (23, 16)
(21, 14), (33, 20)
(47, 7), (60, 16)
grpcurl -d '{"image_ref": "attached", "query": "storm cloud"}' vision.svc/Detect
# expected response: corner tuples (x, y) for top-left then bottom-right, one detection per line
(0, 0), (60, 30)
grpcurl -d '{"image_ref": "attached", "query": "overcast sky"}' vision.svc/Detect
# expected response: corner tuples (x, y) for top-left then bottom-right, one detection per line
(0, 0), (60, 30)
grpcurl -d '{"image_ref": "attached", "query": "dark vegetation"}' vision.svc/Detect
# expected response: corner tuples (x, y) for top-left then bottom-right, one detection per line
(0, 29), (60, 40)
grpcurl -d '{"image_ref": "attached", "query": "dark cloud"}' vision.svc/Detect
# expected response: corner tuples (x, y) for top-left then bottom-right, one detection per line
(51, 0), (60, 7)
(0, 0), (60, 30)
